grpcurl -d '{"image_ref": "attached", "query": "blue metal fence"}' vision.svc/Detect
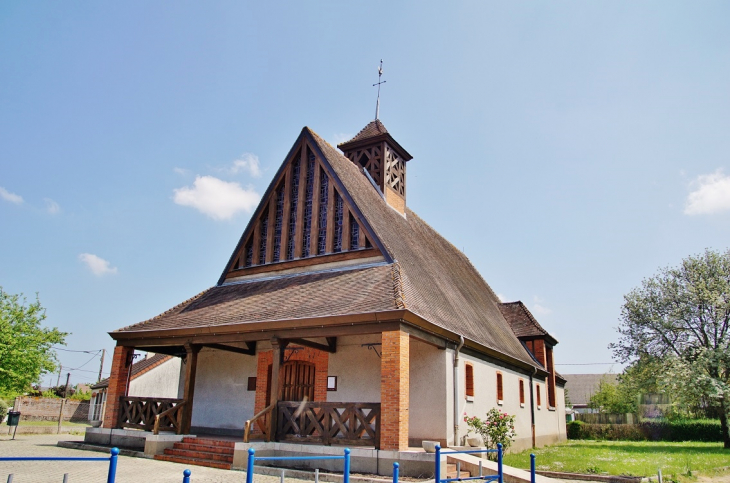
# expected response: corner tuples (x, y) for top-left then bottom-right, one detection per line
(0, 447), (192, 483)
(245, 448), (351, 483)
(434, 444), (503, 483)
(0, 447), (120, 483)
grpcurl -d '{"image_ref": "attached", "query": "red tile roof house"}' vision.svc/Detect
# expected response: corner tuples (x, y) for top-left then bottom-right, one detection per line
(86, 120), (566, 475)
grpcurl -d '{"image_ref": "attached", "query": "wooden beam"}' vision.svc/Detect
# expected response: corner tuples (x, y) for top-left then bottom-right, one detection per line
(252, 217), (262, 266)
(288, 337), (337, 353)
(325, 181), (335, 253)
(342, 207), (351, 252)
(265, 195), (276, 264)
(310, 161), (321, 256)
(294, 146), (307, 259)
(202, 342), (256, 356)
(181, 342), (200, 434)
(280, 163), (292, 262)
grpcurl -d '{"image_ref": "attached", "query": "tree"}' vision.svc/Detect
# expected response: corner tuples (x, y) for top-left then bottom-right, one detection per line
(0, 287), (67, 395)
(588, 376), (637, 414)
(610, 249), (730, 448)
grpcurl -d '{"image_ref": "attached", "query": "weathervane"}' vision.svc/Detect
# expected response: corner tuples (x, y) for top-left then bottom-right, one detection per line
(373, 59), (386, 120)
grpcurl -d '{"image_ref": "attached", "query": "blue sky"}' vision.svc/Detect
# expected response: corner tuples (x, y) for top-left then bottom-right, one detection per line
(1, 2), (729, 386)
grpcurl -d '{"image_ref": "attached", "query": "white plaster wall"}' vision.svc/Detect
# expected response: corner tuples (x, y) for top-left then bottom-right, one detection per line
(456, 353), (534, 451)
(128, 357), (182, 399)
(408, 338), (449, 444)
(190, 348), (258, 430)
(532, 378), (567, 447)
(326, 335), (381, 403)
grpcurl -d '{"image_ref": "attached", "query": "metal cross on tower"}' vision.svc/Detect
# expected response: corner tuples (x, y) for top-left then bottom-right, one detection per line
(373, 59), (386, 120)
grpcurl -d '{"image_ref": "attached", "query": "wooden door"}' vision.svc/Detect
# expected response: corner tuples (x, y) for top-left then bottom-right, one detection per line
(280, 360), (315, 401)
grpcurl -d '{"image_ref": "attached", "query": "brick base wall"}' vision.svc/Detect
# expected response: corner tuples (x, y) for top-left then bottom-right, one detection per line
(380, 330), (409, 450)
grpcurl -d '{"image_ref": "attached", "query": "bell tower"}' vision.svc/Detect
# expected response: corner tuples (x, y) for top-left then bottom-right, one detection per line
(337, 120), (412, 214)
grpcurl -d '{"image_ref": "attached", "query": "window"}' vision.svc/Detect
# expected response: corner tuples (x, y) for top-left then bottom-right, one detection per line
(496, 372), (503, 404)
(465, 363), (474, 398)
(519, 379), (525, 406)
(536, 384), (542, 408)
(247, 377), (257, 391)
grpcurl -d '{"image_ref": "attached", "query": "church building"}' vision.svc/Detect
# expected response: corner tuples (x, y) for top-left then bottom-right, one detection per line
(103, 118), (567, 458)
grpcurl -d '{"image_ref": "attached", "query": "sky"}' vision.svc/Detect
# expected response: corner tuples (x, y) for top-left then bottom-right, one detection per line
(1, 2), (729, 386)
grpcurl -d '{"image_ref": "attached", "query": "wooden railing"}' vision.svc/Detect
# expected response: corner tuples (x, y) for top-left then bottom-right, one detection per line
(117, 397), (185, 433)
(276, 402), (381, 449)
(243, 403), (274, 443)
(153, 401), (186, 435)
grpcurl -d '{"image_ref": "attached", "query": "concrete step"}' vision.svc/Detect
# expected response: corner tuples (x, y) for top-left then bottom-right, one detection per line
(154, 454), (232, 470)
(183, 437), (235, 449)
(164, 448), (234, 463)
(446, 463), (471, 479)
(173, 442), (235, 455)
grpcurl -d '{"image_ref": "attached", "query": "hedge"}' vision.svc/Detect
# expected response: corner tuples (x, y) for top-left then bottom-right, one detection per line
(566, 419), (723, 442)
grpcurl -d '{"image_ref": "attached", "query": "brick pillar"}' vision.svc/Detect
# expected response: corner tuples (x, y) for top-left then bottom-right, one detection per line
(102, 345), (133, 429)
(380, 330), (409, 451)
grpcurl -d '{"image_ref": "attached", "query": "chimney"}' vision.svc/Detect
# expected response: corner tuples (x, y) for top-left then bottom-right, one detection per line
(337, 120), (413, 214)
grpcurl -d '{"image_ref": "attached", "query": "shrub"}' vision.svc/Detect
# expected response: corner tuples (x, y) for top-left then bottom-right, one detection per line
(567, 419), (722, 442)
(567, 420), (584, 439)
(0, 398), (9, 422)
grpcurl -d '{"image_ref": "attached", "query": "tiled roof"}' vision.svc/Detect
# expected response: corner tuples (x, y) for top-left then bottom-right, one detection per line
(92, 353), (172, 389)
(115, 264), (399, 333)
(562, 373), (618, 406)
(114, 125), (543, 368)
(338, 119), (388, 146)
(499, 301), (557, 343)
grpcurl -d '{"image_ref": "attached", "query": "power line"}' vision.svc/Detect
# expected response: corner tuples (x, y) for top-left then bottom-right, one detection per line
(555, 362), (616, 366)
(53, 346), (102, 354)
(67, 352), (101, 371)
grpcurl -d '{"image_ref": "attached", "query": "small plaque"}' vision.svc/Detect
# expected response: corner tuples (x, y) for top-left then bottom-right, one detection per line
(327, 376), (337, 391)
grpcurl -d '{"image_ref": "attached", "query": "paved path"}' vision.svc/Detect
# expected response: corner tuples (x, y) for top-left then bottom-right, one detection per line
(0, 434), (310, 483)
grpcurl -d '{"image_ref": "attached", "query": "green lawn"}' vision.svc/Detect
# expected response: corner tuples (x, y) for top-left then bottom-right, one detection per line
(503, 440), (730, 480)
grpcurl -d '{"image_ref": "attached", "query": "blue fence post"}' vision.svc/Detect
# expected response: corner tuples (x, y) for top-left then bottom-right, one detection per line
(106, 448), (119, 483)
(434, 444), (441, 483)
(497, 443), (503, 483)
(393, 462), (399, 483)
(183, 469), (191, 483)
(343, 448), (351, 483)
(530, 454), (535, 483)
(246, 448), (255, 483)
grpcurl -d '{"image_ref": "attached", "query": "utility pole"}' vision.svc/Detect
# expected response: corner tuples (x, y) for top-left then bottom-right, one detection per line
(56, 365), (62, 387)
(97, 349), (106, 383)
(64, 373), (70, 398)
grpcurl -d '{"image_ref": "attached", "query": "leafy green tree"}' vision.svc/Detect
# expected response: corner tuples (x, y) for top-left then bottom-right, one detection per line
(0, 287), (67, 395)
(610, 249), (730, 448)
(588, 376), (637, 414)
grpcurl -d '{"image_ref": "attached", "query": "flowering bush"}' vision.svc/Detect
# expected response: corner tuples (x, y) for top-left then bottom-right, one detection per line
(464, 408), (516, 458)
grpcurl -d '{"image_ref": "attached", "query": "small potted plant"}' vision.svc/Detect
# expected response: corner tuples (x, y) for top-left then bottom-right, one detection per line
(463, 413), (485, 447)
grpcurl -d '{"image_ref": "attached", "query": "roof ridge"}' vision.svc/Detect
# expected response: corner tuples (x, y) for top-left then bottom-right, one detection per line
(390, 261), (407, 309)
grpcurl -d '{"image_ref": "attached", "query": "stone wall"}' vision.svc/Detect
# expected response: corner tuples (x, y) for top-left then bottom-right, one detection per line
(13, 396), (90, 422)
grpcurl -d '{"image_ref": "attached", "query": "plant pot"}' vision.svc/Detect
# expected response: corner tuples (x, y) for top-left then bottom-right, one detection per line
(422, 440), (439, 453)
(466, 437), (482, 447)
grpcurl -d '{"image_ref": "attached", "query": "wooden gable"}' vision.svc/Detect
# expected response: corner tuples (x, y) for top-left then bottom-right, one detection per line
(220, 132), (384, 282)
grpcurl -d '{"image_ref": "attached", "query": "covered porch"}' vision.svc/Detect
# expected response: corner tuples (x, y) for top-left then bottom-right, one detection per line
(104, 316), (449, 452)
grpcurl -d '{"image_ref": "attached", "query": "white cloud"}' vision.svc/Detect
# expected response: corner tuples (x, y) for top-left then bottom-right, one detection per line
(173, 167), (190, 176)
(0, 187), (23, 204)
(684, 169), (730, 215)
(173, 175), (260, 220)
(44, 198), (60, 214)
(496, 293), (506, 302)
(531, 296), (552, 316)
(226, 153), (261, 178)
(79, 253), (118, 276)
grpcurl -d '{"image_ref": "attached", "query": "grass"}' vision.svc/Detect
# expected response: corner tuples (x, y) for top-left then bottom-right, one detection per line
(503, 440), (730, 481)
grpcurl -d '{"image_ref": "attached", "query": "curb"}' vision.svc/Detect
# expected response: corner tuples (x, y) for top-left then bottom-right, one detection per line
(536, 471), (642, 483)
